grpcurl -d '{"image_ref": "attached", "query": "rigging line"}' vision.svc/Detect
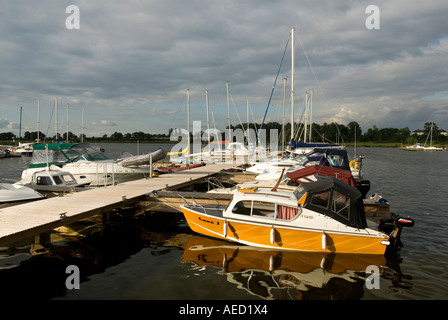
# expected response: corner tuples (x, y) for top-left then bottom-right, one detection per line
(254, 32), (291, 152)
(293, 96), (307, 141)
(230, 92), (245, 134)
(248, 101), (258, 136)
(295, 32), (346, 145)
(44, 105), (55, 142)
(168, 94), (188, 131)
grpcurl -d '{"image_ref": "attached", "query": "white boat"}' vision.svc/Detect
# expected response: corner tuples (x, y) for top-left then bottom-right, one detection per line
(423, 123), (444, 151)
(0, 145), (21, 157)
(24, 169), (91, 193)
(178, 141), (266, 165)
(0, 183), (45, 205)
(423, 146), (444, 151)
(20, 143), (166, 187)
(12, 142), (35, 156)
(402, 143), (425, 151)
(403, 123), (444, 151)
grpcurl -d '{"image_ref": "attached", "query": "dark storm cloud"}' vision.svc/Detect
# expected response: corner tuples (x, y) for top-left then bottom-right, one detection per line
(1, 0), (447, 135)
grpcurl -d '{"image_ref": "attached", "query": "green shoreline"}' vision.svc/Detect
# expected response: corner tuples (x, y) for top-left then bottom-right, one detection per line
(2, 140), (445, 149)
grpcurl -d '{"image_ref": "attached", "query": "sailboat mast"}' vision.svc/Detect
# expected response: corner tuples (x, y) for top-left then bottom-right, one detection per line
(66, 103), (69, 143)
(81, 106), (85, 143)
(206, 90), (210, 146)
(282, 77), (287, 152)
(226, 81), (230, 135)
(430, 122), (434, 147)
(19, 106), (22, 142)
(290, 27), (295, 142)
(37, 99), (40, 142)
(187, 89), (190, 155)
(304, 92), (308, 143)
(309, 88), (313, 142)
(246, 99), (250, 145)
(55, 97), (58, 141)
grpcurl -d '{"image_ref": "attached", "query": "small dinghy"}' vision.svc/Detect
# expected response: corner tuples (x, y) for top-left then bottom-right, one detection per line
(118, 148), (167, 167)
(0, 183), (45, 204)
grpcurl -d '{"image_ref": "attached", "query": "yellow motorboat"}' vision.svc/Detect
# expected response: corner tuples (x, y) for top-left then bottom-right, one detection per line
(181, 177), (414, 255)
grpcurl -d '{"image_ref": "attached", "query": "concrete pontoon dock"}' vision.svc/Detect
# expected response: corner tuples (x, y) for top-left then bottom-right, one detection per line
(0, 163), (238, 246)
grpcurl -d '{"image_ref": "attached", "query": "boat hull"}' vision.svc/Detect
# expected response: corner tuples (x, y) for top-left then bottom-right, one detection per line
(21, 162), (151, 186)
(0, 183), (45, 203)
(181, 206), (388, 255)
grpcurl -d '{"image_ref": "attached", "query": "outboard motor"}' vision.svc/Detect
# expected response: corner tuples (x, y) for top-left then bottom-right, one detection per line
(355, 178), (370, 198)
(379, 214), (415, 254)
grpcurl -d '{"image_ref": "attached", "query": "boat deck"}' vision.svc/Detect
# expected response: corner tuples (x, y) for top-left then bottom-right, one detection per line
(0, 163), (235, 246)
(184, 204), (225, 217)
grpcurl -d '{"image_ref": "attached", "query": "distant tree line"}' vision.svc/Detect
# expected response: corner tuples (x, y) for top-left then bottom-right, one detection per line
(230, 121), (447, 145)
(1, 121), (446, 145)
(0, 131), (170, 143)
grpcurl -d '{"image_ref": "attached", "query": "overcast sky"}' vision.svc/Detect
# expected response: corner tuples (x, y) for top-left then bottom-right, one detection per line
(1, 0), (447, 138)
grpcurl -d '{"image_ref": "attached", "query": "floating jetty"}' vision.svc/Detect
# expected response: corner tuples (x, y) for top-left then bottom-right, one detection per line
(0, 161), (392, 247)
(0, 163), (238, 246)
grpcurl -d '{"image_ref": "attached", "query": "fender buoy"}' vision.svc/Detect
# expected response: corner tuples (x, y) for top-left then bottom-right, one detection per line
(270, 227), (276, 245)
(349, 160), (359, 169)
(322, 232), (327, 250)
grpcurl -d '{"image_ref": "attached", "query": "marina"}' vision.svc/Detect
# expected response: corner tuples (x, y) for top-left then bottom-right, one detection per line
(1, 4), (448, 304)
(0, 143), (447, 300)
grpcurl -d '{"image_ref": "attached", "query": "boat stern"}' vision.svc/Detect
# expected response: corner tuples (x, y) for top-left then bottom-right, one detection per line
(378, 215), (415, 254)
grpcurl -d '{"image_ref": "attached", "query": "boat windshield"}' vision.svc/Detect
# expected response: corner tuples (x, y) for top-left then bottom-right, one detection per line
(30, 143), (111, 165)
(66, 144), (111, 162)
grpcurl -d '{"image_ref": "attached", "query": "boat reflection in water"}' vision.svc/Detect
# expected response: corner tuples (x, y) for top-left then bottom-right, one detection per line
(182, 235), (410, 300)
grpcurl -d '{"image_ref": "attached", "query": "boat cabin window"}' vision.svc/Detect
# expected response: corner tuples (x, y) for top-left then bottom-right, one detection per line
(277, 205), (300, 220)
(310, 191), (330, 209)
(232, 200), (299, 220)
(331, 191), (350, 220)
(52, 175), (64, 185)
(36, 176), (52, 185)
(251, 201), (275, 218)
(326, 155), (345, 167)
(232, 201), (252, 216)
(61, 174), (75, 182)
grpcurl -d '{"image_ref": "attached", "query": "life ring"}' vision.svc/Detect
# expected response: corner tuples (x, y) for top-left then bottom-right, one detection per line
(349, 160), (358, 169)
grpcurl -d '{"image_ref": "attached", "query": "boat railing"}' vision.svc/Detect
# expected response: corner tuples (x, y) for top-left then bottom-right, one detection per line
(178, 193), (213, 214)
(94, 161), (115, 187)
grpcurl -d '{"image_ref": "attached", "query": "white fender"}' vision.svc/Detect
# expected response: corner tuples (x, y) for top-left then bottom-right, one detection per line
(270, 227), (276, 244)
(322, 232), (327, 250)
(269, 255), (275, 272)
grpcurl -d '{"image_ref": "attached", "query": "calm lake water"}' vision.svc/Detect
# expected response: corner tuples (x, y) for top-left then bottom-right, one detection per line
(0, 143), (447, 301)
